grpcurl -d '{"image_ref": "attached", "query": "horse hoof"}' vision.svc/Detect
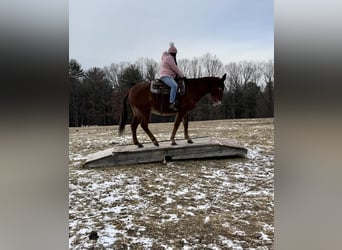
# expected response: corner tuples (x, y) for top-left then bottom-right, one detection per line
(136, 143), (144, 148)
(153, 141), (159, 146)
(171, 141), (177, 146)
(187, 139), (194, 144)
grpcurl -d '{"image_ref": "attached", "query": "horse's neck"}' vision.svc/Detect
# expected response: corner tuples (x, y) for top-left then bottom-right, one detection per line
(187, 79), (210, 101)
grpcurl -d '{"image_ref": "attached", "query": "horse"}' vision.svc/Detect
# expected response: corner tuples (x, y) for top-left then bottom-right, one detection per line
(119, 74), (227, 147)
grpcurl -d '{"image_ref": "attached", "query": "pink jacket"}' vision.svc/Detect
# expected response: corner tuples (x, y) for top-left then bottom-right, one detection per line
(159, 52), (184, 78)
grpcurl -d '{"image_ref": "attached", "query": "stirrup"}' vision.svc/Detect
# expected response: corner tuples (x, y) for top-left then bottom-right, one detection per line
(169, 103), (178, 111)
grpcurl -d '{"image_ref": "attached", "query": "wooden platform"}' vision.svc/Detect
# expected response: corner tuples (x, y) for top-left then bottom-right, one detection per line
(83, 137), (247, 168)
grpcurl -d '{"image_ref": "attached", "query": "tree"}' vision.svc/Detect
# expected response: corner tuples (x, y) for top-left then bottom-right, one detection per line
(118, 64), (144, 91)
(69, 59), (84, 127)
(178, 58), (192, 77)
(263, 80), (274, 116)
(261, 60), (274, 86)
(144, 58), (159, 81)
(240, 61), (257, 86)
(200, 53), (224, 77)
(69, 59), (84, 81)
(224, 62), (242, 118)
(225, 62), (241, 90)
(134, 57), (159, 81)
(261, 60), (274, 116)
(243, 81), (260, 118)
(103, 62), (130, 88)
(190, 57), (203, 78)
(110, 65), (144, 124)
(81, 67), (113, 125)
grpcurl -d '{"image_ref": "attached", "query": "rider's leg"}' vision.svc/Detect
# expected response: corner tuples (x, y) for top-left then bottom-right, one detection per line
(160, 76), (177, 103)
(160, 76), (178, 110)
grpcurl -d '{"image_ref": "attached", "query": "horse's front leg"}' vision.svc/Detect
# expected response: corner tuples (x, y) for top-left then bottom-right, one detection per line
(170, 113), (183, 145)
(183, 114), (193, 144)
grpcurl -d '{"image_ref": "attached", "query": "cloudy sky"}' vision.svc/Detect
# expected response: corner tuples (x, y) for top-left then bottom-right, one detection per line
(69, 0), (273, 70)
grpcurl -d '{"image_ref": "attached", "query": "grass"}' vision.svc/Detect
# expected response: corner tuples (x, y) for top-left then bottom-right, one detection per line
(69, 118), (274, 249)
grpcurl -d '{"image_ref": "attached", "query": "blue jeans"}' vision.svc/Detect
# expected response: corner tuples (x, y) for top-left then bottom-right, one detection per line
(160, 76), (177, 103)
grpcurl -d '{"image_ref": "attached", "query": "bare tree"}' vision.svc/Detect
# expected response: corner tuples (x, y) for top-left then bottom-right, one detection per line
(224, 62), (243, 118)
(135, 57), (147, 79)
(261, 59), (274, 85)
(178, 58), (192, 77)
(251, 61), (263, 86)
(190, 57), (202, 78)
(225, 62), (241, 90)
(134, 57), (158, 81)
(145, 58), (159, 81)
(200, 53), (224, 77)
(260, 59), (274, 116)
(240, 61), (257, 86)
(103, 62), (129, 87)
(178, 57), (204, 78)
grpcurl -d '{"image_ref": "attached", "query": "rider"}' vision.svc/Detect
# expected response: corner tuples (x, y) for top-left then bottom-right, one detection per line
(159, 42), (185, 111)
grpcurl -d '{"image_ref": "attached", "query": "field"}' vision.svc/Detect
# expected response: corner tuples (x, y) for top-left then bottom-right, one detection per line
(69, 118), (274, 249)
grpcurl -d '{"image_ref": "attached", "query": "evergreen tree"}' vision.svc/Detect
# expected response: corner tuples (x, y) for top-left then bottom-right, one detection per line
(264, 80), (274, 116)
(243, 82), (260, 118)
(81, 67), (113, 125)
(118, 64), (144, 91)
(69, 59), (84, 127)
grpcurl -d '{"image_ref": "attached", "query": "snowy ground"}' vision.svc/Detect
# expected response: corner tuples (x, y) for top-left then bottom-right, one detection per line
(69, 118), (274, 249)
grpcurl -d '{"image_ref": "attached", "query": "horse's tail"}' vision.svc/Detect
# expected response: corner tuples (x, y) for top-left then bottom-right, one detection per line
(119, 92), (129, 136)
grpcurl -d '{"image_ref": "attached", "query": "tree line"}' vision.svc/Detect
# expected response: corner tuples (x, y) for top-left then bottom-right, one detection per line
(69, 53), (274, 127)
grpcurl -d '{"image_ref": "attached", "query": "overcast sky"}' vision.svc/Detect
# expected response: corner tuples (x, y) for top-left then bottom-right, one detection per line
(69, 0), (273, 70)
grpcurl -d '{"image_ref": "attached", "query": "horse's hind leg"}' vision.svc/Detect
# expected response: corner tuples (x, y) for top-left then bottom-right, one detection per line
(183, 114), (193, 143)
(131, 116), (143, 148)
(140, 117), (159, 146)
(170, 113), (183, 145)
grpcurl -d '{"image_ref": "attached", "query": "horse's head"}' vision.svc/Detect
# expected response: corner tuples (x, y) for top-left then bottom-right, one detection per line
(209, 73), (226, 106)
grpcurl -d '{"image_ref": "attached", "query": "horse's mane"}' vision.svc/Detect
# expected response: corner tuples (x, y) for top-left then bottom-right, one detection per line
(186, 76), (220, 82)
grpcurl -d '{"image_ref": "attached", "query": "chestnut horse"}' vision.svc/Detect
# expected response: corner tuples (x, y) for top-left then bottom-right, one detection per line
(119, 74), (226, 147)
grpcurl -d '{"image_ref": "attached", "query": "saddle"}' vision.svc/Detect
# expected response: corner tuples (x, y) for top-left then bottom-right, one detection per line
(150, 79), (170, 94)
(150, 78), (186, 95)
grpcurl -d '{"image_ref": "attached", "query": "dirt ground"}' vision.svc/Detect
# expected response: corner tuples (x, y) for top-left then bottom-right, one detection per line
(69, 118), (274, 249)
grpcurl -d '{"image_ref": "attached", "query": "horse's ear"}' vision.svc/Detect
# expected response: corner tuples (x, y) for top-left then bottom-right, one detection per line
(221, 73), (227, 81)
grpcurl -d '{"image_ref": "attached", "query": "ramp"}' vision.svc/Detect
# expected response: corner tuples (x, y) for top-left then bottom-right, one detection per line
(83, 137), (247, 168)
